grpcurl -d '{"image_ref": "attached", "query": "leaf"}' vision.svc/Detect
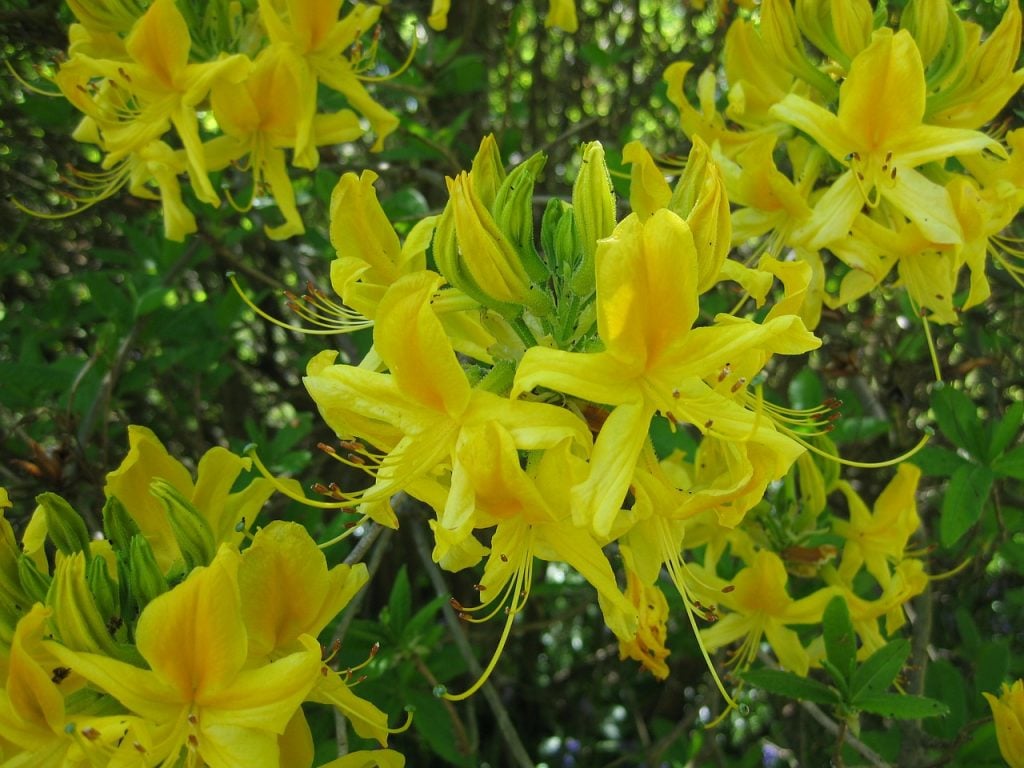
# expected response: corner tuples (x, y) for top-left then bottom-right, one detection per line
(990, 402), (1024, 458)
(788, 368), (824, 412)
(910, 445), (970, 477)
(740, 668), (840, 705)
(931, 385), (984, 458)
(850, 640), (909, 700)
(386, 565), (411, 637)
(992, 443), (1024, 481)
(855, 693), (949, 719)
(923, 660), (967, 737)
(975, 640), (1010, 702)
(823, 596), (856, 687)
(939, 463), (994, 547)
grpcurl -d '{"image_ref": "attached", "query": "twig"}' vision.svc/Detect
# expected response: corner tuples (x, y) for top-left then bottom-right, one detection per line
(407, 504), (535, 768)
(330, 524), (393, 756)
(800, 700), (891, 768)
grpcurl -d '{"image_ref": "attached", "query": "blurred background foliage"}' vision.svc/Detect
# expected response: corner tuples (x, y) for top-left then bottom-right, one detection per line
(1, 0), (1022, 766)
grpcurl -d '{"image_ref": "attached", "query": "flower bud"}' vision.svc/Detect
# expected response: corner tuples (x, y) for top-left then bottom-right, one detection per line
(900, 0), (953, 70)
(623, 140), (671, 220)
(86, 554), (121, 625)
(127, 534), (168, 609)
(468, 134), (506, 212)
(48, 552), (120, 657)
(761, 0), (838, 99)
(17, 555), (51, 604)
(493, 151), (550, 283)
(101, 494), (141, 551)
(668, 138), (731, 293)
(36, 492), (91, 558)
(150, 479), (215, 571)
(571, 141), (616, 295)
(796, 0), (872, 69)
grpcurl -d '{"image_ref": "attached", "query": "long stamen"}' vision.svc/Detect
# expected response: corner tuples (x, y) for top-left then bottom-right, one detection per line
(357, 34), (419, 82)
(245, 445), (355, 509)
(227, 273), (372, 335)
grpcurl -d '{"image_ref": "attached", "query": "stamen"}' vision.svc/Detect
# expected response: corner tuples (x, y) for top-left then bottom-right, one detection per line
(227, 273), (372, 336)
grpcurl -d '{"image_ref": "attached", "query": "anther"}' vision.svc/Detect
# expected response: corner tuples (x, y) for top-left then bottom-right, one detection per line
(473, 584), (487, 591)
(704, 419), (714, 429)
(672, 388), (680, 399)
(500, 553), (509, 562)
(133, 742), (147, 753)
(187, 713), (199, 725)
(370, 642), (380, 657)
(188, 734), (199, 747)
(718, 363), (732, 382)
(51, 666), (71, 684)
(730, 377), (747, 393)
(450, 598), (465, 610)
(318, 442), (337, 455)
(890, 167), (897, 180)
(722, 585), (735, 593)
(81, 726), (100, 740)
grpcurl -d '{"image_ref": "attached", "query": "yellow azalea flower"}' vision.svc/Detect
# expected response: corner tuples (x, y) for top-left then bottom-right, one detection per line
(258, 0), (398, 161)
(926, 0), (1023, 129)
(304, 272), (591, 509)
(104, 425), (278, 572)
(545, 0), (578, 33)
(438, 424), (636, 699)
(513, 209), (820, 537)
(44, 546), (323, 767)
(697, 550), (837, 675)
(771, 28), (1000, 249)
(721, 18), (794, 129)
(319, 750), (406, 768)
(56, 0), (250, 205)
(0, 605), (136, 765)
(207, 45), (363, 239)
(832, 463), (921, 589)
(237, 522), (397, 747)
(822, 559), (928, 658)
(618, 544), (671, 679)
(985, 679), (1024, 768)
(328, 171), (432, 321)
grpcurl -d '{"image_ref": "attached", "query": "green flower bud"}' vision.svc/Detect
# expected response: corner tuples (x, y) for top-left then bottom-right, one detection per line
(101, 494), (141, 551)
(17, 554), (51, 605)
(87, 555), (121, 625)
(900, 0), (953, 70)
(796, 0), (873, 70)
(47, 552), (120, 656)
(493, 151), (550, 283)
(150, 479), (215, 571)
(571, 141), (616, 296)
(127, 534), (167, 609)
(761, 0), (838, 99)
(540, 198), (581, 278)
(36, 492), (91, 558)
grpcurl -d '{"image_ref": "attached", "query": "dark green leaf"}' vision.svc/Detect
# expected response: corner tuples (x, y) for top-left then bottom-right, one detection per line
(855, 693), (949, 719)
(387, 566), (411, 637)
(975, 640), (1010, 702)
(993, 444), (1024, 481)
(823, 596), (857, 687)
(788, 368), (824, 412)
(990, 402), (1024, 458)
(850, 640), (909, 700)
(939, 463), (994, 547)
(910, 445), (970, 477)
(923, 660), (967, 737)
(740, 669), (840, 705)
(931, 385), (983, 458)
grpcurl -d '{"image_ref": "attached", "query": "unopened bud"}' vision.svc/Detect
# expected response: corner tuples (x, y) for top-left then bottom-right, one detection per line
(571, 141), (616, 295)
(150, 480), (215, 571)
(101, 495), (141, 550)
(36, 492), (91, 557)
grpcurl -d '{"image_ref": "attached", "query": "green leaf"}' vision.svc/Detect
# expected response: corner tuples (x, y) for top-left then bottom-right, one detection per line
(740, 668), (840, 705)
(135, 286), (173, 317)
(788, 368), (824, 412)
(993, 443), (1024, 481)
(850, 640), (909, 700)
(923, 660), (967, 737)
(990, 402), (1024, 458)
(975, 640), (1010, 702)
(387, 565), (411, 637)
(931, 385), (984, 458)
(823, 596), (857, 687)
(939, 463), (994, 547)
(910, 445), (970, 477)
(855, 693), (949, 719)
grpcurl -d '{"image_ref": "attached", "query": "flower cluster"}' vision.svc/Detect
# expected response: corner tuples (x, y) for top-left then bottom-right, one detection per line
(32, 0), (403, 240)
(665, 0), (1024, 327)
(0, 428), (403, 767)
(258, 134), (930, 707)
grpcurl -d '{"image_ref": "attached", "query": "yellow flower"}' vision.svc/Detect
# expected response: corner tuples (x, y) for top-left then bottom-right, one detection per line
(304, 272), (590, 509)
(104, 426), (277, 573)
(698, 550), (836, 675)
(832, 461), (921, 589)
(545, 0), (578, 33)
(513, 209), (819, 536)
(985, 679), (1024, 768)
(771, 28), (1000, 249)
(44, 546), (323, 767)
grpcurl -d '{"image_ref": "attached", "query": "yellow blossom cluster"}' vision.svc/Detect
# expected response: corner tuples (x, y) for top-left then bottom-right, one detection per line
(0, 430), (404, 767)
(665, 0), (1024, 327)
(263, 135), (931, 707)
(32, 0), (402, 241)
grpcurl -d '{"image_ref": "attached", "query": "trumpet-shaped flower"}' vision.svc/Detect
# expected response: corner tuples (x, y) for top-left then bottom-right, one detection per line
(104, 426), (277, 572)
(44, 546), (323, 768)
(986, 679), (1024, 768)
(305, 272), (591, 510)
(771, 28), (1000, 249)
(697, 550), (836, 675)
(832, 463), (921, 589)
(513, 209), (820, 537)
